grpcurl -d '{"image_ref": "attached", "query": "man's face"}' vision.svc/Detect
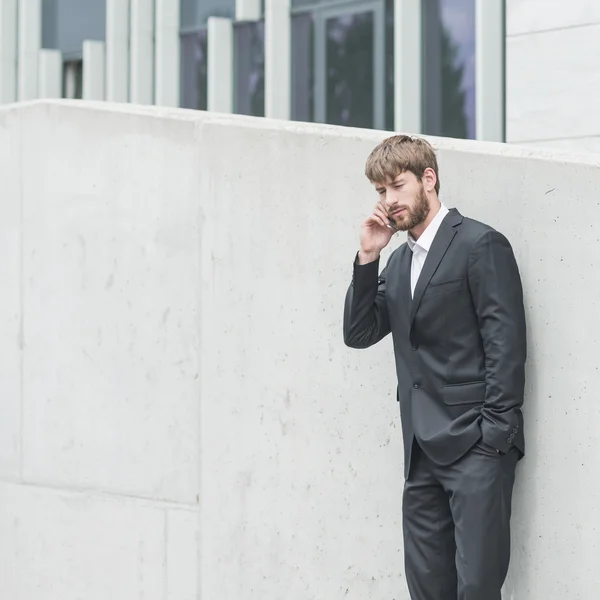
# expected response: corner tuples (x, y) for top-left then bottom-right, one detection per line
(374, 170), (430, 232)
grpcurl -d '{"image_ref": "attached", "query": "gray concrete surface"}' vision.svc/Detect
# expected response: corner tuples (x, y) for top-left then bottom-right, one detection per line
(1, 100), (600, 599)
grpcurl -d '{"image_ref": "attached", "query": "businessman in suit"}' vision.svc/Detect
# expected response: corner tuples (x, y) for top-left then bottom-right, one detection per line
(343, 135), (527, 600)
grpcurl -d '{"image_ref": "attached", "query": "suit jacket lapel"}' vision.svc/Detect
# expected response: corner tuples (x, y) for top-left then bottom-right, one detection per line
(409, 214), (459, 325)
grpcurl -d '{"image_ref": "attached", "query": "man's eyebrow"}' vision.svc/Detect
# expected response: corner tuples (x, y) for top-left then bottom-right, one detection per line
(375, 175), (406, 191)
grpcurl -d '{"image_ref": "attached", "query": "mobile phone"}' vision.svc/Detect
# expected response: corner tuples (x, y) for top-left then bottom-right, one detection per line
(387, 216), (397, 230)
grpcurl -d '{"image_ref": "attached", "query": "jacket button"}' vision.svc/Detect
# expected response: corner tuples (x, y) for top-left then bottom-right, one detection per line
(412, 345), (418, 351)
(512, 428), (518, 434)
(413, 382), (420, 389)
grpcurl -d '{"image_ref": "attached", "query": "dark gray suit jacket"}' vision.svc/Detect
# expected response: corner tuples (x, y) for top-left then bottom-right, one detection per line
(344, 208), (527, 477)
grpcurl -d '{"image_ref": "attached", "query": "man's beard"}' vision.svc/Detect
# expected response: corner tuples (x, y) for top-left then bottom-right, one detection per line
(391, 185), (430, 232)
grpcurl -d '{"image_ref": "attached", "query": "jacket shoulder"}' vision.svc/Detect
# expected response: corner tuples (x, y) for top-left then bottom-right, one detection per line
(460, 215), (495, 235)
(458, 215), (511, 246)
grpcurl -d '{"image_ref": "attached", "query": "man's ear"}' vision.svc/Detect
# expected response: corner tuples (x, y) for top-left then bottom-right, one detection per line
(422, 167), (437, 193)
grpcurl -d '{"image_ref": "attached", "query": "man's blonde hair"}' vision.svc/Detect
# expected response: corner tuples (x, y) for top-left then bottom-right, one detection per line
(365, 134), (440, 194)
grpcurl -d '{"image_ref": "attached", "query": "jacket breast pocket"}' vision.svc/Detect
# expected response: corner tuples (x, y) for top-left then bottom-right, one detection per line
(424, 277), (464, 296)
(443, 381), (486, 406)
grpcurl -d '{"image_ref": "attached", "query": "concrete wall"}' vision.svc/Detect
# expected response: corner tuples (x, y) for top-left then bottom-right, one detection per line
(506, 0), (600, 152)
(1, 101), (600, 599)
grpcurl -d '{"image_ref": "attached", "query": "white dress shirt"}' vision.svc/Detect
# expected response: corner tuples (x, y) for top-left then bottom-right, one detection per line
(407, 203), (450, 297)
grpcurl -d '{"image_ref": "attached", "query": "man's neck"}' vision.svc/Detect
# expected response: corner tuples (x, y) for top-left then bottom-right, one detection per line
(410, 199), (442, 241)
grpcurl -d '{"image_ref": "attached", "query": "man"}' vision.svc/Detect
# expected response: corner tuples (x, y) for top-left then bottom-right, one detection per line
(343, 135), (526, 600)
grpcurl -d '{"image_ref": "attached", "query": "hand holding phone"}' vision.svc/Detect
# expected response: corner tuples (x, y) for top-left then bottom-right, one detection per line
(358, 201), (396, 263)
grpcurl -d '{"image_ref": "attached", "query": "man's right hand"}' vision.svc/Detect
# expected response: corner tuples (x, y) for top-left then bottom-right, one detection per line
(358, 201), (395, 264)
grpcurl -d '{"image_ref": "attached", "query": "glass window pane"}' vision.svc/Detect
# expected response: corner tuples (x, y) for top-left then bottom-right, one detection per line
(422, 0), (476, 139)
(234, 21), (265, 117)
(181, 0), (235, 29)
(42, 0), (106, 59)
(325, 11), (374, 128)
(291, 13), (314, 123)
(180, 31), (208, 111)
(385, 0), (394, 131)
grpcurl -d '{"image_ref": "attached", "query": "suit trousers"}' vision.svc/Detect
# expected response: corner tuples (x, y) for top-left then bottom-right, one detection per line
(402, 439), (519, 600)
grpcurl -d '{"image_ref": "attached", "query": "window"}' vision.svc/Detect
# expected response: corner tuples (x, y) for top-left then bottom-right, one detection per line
(291, 0), (386, 129)
(291, 13), (314, 122)
(180, 1), (236, 112)
(179, 0), (391, 129)
(385, 0), (394, 131)
(234, 21), (265, 117)
(63, 60), (83, 99)
(180, 30), (208, 110)
(324, 10), (375, 128)
(422, 0), (476, 139)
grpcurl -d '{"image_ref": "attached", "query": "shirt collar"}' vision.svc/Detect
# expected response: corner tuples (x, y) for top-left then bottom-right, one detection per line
(407, 202), (450, 253)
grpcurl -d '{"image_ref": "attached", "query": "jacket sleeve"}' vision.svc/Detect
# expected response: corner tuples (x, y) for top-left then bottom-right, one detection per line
(468, 230), (527, 454)
(343, 254), (391, 349)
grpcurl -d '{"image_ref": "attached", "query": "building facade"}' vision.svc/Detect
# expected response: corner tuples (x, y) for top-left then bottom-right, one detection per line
(0, 0), (598, 151)
(505, 0), (600, 152)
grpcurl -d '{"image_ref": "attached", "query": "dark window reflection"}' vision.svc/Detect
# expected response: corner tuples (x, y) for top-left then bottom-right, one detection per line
(63, 60), (83, 99)
(422, 0), (475, 139)
(385, 0), (394, 131)
(326, 11), (374, 128)
(291, 13), (314, 123)
(234, 21), (265, 117)
(180, 30), (208, 111)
